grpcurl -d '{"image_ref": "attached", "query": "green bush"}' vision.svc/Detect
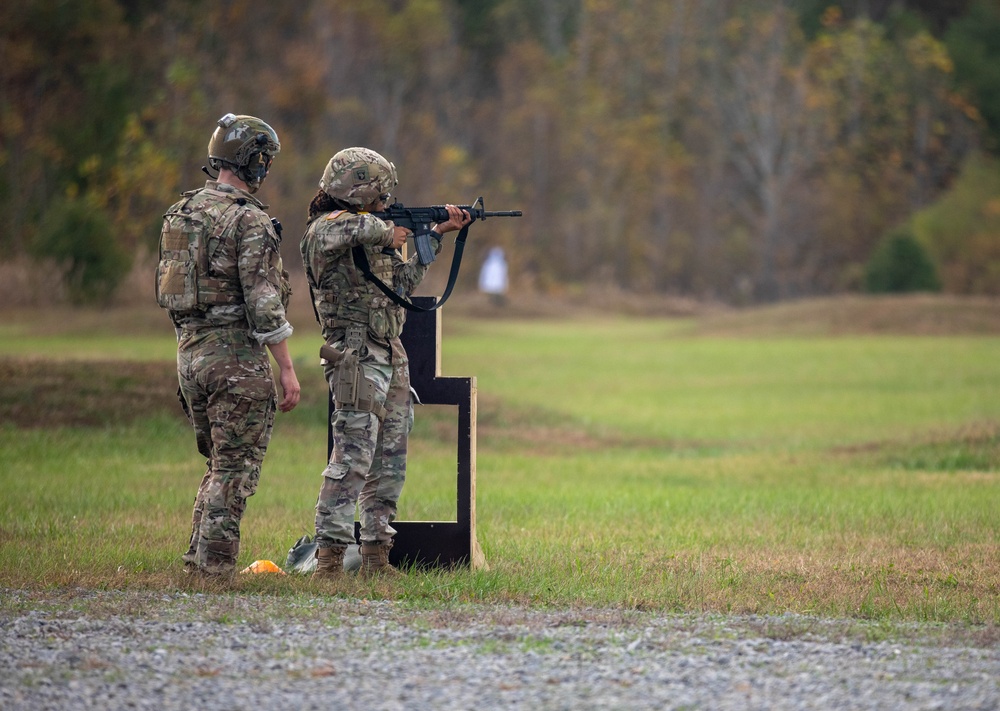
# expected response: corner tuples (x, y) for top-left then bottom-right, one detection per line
(31, 194), (131, 304)
(910, 153), (1000, 295)
(864, 229), (941, 293)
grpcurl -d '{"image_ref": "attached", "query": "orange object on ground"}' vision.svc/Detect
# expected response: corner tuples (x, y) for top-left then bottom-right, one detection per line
(240, 559), (286, 575)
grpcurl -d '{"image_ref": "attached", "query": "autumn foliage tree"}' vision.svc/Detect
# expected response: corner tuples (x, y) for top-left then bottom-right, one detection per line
(0, 0), (991, 304)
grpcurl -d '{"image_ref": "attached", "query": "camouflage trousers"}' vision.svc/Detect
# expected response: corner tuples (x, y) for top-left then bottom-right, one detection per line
(315, 343), (412, 547)
(177, 328), (276, 575)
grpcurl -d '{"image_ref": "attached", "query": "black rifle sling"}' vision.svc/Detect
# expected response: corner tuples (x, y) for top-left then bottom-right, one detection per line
(350, 223), (470, 313)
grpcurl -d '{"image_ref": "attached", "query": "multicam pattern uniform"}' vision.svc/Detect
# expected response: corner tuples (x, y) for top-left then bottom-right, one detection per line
(300, 209), (439, 547)
(164, 180), (293, 575)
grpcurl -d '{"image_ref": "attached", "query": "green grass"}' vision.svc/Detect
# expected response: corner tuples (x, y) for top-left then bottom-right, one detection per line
(445, 319), (1000, 448)
(0, 305), (997, 623)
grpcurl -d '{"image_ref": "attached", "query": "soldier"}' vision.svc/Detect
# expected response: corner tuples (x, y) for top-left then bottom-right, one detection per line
(155, 113), (301, 578)
(301, 147), (470, 578)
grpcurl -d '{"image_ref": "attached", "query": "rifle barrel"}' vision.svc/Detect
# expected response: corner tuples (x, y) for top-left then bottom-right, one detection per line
(376, 204), (522, 222)
(480, 210), (522, 218)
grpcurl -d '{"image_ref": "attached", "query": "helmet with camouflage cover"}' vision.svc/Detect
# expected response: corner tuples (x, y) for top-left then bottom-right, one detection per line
(207, 113), (280, 193)
(319, 147), (398, 208)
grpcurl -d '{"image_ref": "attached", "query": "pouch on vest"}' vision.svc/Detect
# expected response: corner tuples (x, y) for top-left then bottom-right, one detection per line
(155, 209), (205, 311)
(155, 197), (242, 311)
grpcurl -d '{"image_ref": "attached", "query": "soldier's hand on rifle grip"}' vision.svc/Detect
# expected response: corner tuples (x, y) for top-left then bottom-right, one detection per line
(431, 204), (473, 235)
(389, 224), (411, 249)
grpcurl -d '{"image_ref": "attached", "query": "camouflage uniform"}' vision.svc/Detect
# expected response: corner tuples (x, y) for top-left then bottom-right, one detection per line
(163, 180), (293, 575)
(301, 209), (439, 548)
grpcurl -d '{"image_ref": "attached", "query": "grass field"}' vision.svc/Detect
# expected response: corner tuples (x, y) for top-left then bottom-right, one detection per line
(0, 296), (998, 624)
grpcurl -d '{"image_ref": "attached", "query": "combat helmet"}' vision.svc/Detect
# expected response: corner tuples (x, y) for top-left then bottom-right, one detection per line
(319, 147), (398, 208)
(207, 113), (280, 193)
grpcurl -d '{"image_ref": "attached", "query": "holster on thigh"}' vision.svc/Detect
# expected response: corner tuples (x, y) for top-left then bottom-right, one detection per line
(323, 344), (387, 421)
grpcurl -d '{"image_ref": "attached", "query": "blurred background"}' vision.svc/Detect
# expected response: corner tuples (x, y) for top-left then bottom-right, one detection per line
(2, 0), (998, 310)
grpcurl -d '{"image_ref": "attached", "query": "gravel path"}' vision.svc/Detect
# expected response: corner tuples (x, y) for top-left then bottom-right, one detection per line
(2, 588), (997, 710)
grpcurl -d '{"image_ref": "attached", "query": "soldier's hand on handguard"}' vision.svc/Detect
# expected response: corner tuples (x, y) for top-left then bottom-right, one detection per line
(432, 205), (473, 234)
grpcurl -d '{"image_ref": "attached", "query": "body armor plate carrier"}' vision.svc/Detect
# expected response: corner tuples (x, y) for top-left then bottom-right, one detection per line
(156, 190), (246, 311)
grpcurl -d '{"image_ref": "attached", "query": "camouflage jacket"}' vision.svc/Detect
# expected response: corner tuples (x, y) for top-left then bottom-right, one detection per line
(168, 181), (292, 345)
(300, 209), (440, 348)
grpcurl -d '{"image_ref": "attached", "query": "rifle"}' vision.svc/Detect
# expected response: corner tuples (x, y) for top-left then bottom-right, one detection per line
(356, 196), (522, 312)
(372, 196), (522, 266)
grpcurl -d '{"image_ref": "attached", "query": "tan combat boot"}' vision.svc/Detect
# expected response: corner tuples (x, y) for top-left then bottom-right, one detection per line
(312, 544), (347, 580)
(359, 541), (402, 578)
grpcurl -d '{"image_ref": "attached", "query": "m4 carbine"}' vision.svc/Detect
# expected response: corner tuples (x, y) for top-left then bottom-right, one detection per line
(372, 196), (522, 265)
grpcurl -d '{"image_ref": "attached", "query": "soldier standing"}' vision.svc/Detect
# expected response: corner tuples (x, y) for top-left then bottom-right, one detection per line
(156, 113), (300, 577)
(300, 147), (470, 578)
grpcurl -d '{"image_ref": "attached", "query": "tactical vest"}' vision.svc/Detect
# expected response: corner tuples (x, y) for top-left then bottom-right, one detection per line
(310, 211), (405, 340)
(155, 189), (246, 311)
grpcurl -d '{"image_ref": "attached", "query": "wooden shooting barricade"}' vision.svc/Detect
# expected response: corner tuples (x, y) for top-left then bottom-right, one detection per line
(330, 296), (485, 569)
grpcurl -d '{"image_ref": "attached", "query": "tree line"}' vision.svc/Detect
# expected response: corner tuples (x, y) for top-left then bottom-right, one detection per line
(2, 0), (998, 303)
